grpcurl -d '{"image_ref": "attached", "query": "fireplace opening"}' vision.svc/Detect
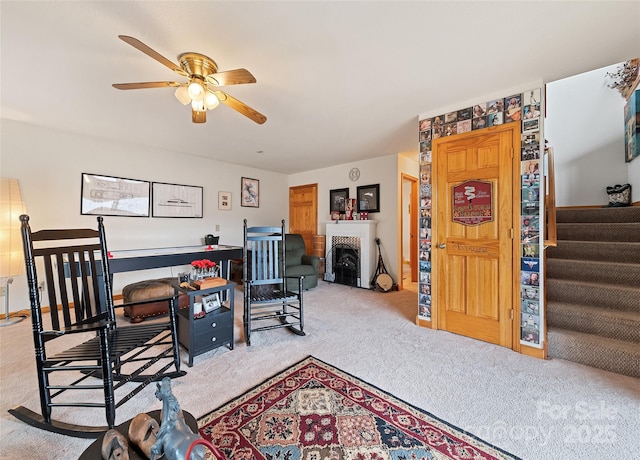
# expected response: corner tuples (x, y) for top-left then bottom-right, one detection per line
(332, 243), (360, 287)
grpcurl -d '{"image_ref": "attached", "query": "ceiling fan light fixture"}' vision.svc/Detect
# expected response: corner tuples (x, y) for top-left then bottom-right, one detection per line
(174, 86), (191, 105)
(114, 36), (266, 124)
(191, 99), (205, 111)
(204, 92), (219, 110)
(192, 110), (206, 123)
(188, 80), (205, 101)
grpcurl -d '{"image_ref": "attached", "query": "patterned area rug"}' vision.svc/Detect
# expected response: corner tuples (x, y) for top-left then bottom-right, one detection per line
(198, 356), (519, 460)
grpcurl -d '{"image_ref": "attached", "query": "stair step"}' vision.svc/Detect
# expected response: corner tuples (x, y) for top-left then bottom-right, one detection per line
(556, 206), (640, 224)
(546, 279), (640, 313)
(556, 222), (640, 242)
(546, 241), (640, 264)
(547, 302), (640, 342)
(547, 328), (640, 378)
(546, 259), (640, 286)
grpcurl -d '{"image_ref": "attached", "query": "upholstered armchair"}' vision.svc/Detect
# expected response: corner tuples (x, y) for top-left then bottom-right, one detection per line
(285, 234), (319, 291)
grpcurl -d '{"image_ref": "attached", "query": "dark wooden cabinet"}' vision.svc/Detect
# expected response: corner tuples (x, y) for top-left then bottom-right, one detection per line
(177, 281), (235, 366)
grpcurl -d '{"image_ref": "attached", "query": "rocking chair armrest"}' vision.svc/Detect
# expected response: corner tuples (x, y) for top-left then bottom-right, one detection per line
(64, 319), (114, 333)
(42, 318), (114, 337)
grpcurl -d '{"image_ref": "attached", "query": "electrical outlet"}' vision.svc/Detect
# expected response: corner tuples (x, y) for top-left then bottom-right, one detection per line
(0, 286), (5, 297)
(215, 225), (220, 232)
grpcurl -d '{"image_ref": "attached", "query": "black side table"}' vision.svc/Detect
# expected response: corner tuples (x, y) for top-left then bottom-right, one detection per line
(177, 281), (236, 366)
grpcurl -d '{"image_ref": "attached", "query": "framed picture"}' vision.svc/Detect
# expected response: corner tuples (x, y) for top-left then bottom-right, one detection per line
(241, 177), (259, 208)
(202, 293), (221, 313)
(356, 184), (380, 213)
(218, 191), (232, 210)
(81, 173), (150, 217)
(329, 188), (349, 213)
(523, 117), (539, 133)
(152, 182), (203, 218)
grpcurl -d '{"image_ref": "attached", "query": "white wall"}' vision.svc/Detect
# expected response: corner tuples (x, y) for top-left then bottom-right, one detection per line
(545, 65), (632, 206)
(1, 119), (414, 311)
(1, 120), (288, 307)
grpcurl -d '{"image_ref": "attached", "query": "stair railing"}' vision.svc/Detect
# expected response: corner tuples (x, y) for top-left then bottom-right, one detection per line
(544, 146), (557, 247)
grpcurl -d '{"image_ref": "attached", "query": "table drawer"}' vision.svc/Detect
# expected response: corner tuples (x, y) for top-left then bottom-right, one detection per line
(192, 326), (233, 350)
(191, 309), (232, 335)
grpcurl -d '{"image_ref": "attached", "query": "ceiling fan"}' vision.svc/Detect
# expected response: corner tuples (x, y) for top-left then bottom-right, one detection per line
(112, 35), (266, 124)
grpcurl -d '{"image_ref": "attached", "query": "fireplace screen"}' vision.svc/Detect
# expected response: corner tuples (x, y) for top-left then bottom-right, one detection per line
(331, 236), (360, 287)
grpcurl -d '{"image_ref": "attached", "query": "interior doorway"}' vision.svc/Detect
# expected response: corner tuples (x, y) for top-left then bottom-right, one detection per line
(400, 174), (418, 292)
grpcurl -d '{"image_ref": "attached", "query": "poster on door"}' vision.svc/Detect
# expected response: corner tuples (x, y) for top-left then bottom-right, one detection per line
(452, 180), (493, 225)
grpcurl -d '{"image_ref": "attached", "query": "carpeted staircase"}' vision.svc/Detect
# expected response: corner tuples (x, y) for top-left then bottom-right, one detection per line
(546, 206), (640, 378)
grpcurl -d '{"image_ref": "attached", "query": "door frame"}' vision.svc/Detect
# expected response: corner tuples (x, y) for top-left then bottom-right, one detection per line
(430, 122), (521, 351)
(399, 173), (418, 290)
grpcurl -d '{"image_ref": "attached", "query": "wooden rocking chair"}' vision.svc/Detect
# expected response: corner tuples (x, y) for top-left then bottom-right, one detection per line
(8, 215), (185, 438)
(243, 219), (305, 346)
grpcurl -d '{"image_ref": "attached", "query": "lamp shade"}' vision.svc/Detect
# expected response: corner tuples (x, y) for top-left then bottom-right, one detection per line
(0, 178), (26, 277)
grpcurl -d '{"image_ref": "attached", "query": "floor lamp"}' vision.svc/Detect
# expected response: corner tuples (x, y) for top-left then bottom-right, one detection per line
(0, 178), (27, 327)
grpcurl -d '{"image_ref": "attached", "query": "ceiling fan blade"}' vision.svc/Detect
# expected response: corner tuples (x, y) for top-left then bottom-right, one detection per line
(206, 69), (256, 86)
(118, 35), (188, 77)
(112, 81), (182, 90)
(214, 91), (267, 124)
(192, 109), (206, 124)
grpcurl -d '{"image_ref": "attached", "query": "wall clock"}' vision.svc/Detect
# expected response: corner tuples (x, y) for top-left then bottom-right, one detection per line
(349, 167), (360, 181)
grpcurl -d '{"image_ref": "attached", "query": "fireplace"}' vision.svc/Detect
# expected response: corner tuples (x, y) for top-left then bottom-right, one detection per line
(331, 237), (360, 287)
(324, 220), (377, 289)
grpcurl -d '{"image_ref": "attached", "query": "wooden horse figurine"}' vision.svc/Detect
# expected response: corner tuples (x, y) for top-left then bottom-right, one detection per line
(150, 378), (204, 460)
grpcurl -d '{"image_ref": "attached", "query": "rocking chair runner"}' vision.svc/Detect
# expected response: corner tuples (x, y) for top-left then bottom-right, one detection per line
(9, 215), (185, 438)
(243, 219), (305, 346)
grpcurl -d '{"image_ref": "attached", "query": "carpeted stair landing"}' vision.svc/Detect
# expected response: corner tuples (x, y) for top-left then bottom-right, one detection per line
(546, 206), (640, 378)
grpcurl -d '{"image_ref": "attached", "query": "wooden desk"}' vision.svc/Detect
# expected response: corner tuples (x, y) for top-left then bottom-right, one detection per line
(96, 245), (243, 306)
(108, 245), (243, 278)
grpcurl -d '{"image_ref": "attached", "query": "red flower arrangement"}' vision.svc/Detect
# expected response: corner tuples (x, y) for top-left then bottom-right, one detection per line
(191, 259), (219, 279)
(191, 259), (217, 271)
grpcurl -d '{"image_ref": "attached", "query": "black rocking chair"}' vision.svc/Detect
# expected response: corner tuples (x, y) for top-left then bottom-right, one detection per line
(243, 219), (305, 346)
(8, 215), (185, 438)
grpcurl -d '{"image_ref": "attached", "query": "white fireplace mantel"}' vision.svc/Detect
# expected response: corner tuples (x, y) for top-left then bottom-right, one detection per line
(323, 220), (377, 288)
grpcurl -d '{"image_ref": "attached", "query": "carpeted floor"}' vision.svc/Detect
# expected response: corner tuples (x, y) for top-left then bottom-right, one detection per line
(1, 282), (639, 459)
(199, 356), (520, 460)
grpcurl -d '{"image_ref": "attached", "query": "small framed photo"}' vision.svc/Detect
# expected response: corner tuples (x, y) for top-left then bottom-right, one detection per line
(202, 293), (221, 313)
(218, 191), (232, 210)
(329, 188), (349, 213)
(356, 184), (380, 213)
(523, 117), (540, 133)
(241, 177), (259, 208)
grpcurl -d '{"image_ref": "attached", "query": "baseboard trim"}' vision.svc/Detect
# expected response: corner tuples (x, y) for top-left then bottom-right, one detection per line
(557, 203), (639, 209)
(520, 343), (546, 359)
(556, 205), (605, 209)
(0, 294), (125, 320)
(415, 316), (432, 328)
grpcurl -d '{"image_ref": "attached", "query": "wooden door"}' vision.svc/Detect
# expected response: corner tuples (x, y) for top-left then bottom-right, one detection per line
(289, 184), (318, 254)
(432, 123), (519, 347)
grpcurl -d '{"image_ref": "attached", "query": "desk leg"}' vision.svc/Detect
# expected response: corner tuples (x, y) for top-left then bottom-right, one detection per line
(229, 288), (234, 350)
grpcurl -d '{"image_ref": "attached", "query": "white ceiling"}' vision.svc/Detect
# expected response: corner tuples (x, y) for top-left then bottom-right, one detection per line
(1, 1), (639, 174)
